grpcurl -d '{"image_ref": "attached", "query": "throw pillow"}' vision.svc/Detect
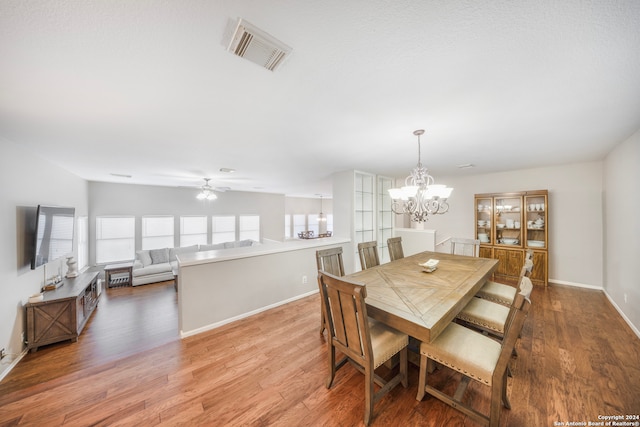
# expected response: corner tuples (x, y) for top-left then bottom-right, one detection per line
(149, 248), (169, 265)
(136, 250), (152, 267)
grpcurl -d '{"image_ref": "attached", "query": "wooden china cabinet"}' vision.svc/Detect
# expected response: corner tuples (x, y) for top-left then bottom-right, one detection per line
(475, 190), (548, 286)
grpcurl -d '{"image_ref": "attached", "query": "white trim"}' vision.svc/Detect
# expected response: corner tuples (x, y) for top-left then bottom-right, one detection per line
(179, 289), (319, 339)
(603, 290), (640, 339)
(548, 279), (602, 290)
(0, 349), (28, 383)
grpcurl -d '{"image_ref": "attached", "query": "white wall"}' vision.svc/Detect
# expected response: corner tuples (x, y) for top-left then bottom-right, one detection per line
(391, 161), (604, 287)
(603, 130), (640, 333)
(0, 140), (88, 377)
(178, 239), (348, 336)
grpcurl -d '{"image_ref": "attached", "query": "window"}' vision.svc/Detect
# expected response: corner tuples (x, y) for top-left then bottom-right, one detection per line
(77, 216), (88, 270)
(284, 214), (291, 239)
(96, 216), (135, 264)
(327, 214), (334, 235)
(239, 215), (260, 241)
(212, 216), (235, 243)
(293, 214), (306, 238)
(142, 216), (174, 250)
(180, 216), (207, 246)
(308, 213), (320, 236)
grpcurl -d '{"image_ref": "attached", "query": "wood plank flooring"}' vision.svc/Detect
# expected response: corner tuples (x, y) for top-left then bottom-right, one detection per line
(0, 281), (639, 426)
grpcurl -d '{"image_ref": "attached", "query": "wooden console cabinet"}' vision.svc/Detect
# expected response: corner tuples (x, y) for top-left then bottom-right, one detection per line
(475, 190), (548, 286)
(25, 271), (100, 352)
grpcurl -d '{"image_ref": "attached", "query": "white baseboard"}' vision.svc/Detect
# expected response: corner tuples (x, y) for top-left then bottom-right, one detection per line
(548, 278), (602, 290)
(180, 289), (319, 339)
(0, 348), (28, 383)
(603, 290), (640, 339)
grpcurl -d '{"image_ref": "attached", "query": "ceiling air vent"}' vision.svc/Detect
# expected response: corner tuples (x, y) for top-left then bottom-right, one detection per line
(225, 19), (292, 71)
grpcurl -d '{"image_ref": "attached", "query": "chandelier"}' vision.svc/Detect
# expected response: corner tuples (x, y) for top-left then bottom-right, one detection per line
(388, 129), (453, 222)
(196, 178), (218, 201)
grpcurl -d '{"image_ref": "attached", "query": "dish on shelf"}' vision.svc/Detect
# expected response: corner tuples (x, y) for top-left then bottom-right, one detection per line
(496, 224), (506, 229)
(528, 240), (545, 247)
(501, 238), (519, 245)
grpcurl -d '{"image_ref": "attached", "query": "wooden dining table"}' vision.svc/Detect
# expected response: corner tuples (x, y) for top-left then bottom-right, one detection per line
(345, 251), (499, 343)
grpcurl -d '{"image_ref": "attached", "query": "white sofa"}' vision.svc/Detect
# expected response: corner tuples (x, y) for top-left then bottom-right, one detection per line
(132, 240), (257, 286)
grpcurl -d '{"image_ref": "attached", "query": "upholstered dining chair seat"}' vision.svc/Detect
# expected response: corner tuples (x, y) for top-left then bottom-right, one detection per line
(475, 281), (517, 306)
(420, 322), (502, 386)
(476, 258), (534, 307)
(456, 298), (510, 335)
(458, 277), (533, 339)
(368, 318), (409, 369)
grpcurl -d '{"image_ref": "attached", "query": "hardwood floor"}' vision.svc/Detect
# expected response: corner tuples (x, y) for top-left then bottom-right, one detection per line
(0, 281), (638, 426)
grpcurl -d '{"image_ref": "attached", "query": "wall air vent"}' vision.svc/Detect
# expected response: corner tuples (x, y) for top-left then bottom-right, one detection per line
(225, 18), (292, 71)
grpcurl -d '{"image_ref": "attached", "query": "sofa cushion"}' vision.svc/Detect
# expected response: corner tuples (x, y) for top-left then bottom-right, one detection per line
(136, 250), (152, 267)
(199, 243), (225, 251)
(169, 245), (199, 262)
(236, 239), (255, 247)
(132, 263), (172, 277)
(149, 248), (170, 265)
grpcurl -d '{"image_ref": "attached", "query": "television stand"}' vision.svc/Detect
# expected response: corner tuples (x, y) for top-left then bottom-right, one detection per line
(25, 271), (100, 352)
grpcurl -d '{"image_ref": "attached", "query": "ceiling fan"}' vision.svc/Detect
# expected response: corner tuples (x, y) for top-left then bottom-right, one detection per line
(196, 178), (229, 200)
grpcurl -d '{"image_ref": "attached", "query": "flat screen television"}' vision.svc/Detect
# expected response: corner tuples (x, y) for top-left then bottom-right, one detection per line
(31, 205), (75, 270)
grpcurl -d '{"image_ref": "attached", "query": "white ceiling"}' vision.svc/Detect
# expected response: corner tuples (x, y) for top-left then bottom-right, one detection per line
(1, 1), (639, 197)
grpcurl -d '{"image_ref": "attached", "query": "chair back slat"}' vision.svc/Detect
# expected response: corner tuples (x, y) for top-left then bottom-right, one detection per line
(450, 237), (480, 257)
(493, 283), (532, 384)
(316, 247), (345, 277)
(387, 237), (404, 261)
(358, 241), (380, 270)
(319, 272), (371, 363)
(503, 276), (533, 342)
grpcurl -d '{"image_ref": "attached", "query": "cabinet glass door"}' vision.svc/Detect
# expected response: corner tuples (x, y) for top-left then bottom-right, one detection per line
(377, 176), (394, 263)
(475, 197), (492, 244)
(354, 172), (375, 271)
(494, 196), (523, 247)
(524, 194), (547, 249)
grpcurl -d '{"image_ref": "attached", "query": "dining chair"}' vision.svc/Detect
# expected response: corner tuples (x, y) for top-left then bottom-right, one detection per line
(387, 236), (405, 261)
(357, 241), (380, 270)
(318, 271), (408, 426)
(456, 276), (533, 341)
(316, 247), (345, 334)
(450, 237), (480, 257)
(416, 280), (533, 427)
(476, 252), (534, 307)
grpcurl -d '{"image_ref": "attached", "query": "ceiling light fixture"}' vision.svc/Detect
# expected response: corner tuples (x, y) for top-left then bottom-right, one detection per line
(196, 178), (218, 201)
(317, 194), (327, 222)
(388, 129), (453, 222)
